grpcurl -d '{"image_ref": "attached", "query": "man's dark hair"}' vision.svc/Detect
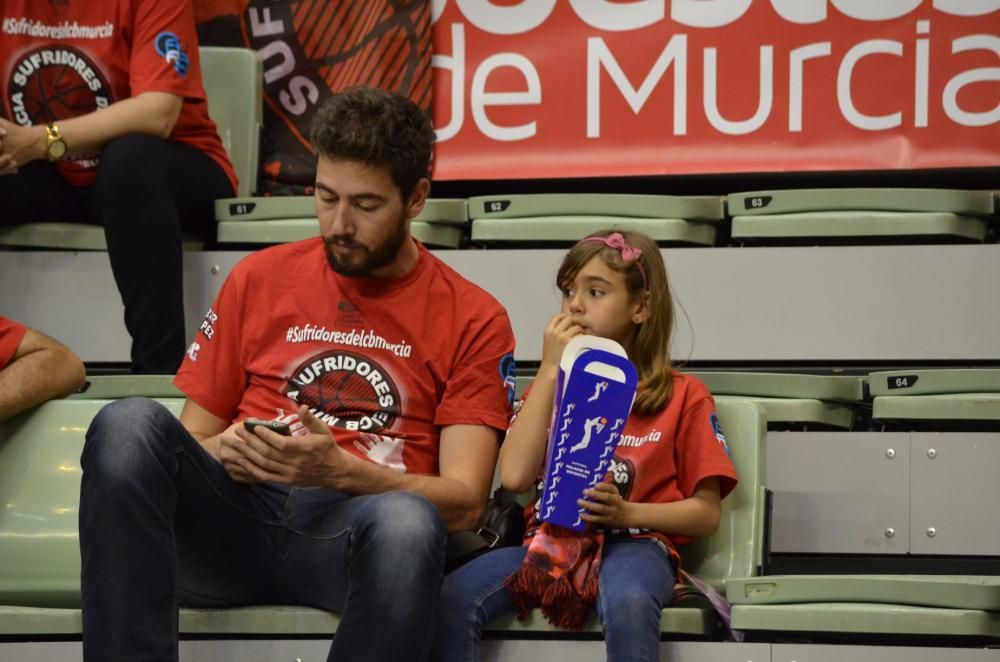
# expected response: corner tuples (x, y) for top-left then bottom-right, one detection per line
(310, 87), (435, 200)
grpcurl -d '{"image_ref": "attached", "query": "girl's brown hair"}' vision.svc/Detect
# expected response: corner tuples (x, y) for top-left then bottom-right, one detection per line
(556, 229), (674, 416)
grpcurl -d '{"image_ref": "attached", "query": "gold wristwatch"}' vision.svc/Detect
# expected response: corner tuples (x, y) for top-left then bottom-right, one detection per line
(44, 122), (67, 162)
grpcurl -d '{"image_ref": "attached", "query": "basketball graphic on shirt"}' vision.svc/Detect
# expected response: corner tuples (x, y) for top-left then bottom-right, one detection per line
(284, 350), (401, 432)
(6, 47), (112, 126)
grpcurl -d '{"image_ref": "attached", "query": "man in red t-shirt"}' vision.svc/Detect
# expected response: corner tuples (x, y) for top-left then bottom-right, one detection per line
(79, 88), (516, 662)
(0, 0), (236, 373)
(0, 316), (85, 422)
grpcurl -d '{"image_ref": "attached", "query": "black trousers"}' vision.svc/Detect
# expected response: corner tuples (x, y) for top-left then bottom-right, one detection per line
(0, 134), (234, 373)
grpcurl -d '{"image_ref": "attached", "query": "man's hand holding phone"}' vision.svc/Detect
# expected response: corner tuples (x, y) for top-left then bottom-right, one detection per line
(230, 406), (356, 488)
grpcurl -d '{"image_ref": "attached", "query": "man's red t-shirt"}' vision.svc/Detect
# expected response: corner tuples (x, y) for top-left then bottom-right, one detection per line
(0, 0), (236, 192)
(175, 238), (517, 475)
(0, 317), (28, 370)
(520, 373), (739, 564)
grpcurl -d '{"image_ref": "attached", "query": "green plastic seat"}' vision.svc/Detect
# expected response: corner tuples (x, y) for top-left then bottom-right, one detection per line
(728, 575), (1000, 611)
(0, 47), (261, 250)
(691, 372), (864, 402)
(873, 393), (1000, 421)
(468, 193), (724, 246)
(868, 369), (1000, 397)
(215, 197), (468, 225)
(482, 397), (767, 636)
(728, 396), (855, 429)
(0, 223), (111, 251)
(471, 216), (718, 246)
(731, 211), (988, 242)
(68, 375), (182, 400)
(200, 47), (263, 198)
(731, 603), (1000, 637)
(0, 397), (185, 608)
(217, 219), (463, 248)
(467, 194), (726, 222)
(728, 188), (996, 217)
(215, 197), (467, 247)
(0, 223), (204, 251)
(690, 373), (863, 429)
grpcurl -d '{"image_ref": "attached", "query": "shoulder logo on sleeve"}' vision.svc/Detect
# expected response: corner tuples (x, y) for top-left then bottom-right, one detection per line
(710, 412), (730, 456)
(499, 352), (516, 404)
(154, 32), (189, 76)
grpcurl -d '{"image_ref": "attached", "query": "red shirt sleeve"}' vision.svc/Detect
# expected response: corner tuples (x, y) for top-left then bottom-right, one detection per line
(128, 0), (206, 99)
(675, 395), (739, 501)
(0, 317), (28, 370)
(434, 308), (516, 432)
(173, 269), (249, 422)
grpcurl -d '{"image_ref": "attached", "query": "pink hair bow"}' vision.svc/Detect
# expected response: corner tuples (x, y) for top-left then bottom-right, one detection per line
(575, 232), (649, 290)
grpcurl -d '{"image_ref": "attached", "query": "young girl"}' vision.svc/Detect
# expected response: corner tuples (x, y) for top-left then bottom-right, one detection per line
(432, 229), (738, 662)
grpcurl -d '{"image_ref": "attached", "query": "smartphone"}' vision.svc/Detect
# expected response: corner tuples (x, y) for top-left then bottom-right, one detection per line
(243, 418), (292, 436)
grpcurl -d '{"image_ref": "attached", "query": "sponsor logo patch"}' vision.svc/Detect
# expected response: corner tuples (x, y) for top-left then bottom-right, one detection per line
(154, 31), (189, 75)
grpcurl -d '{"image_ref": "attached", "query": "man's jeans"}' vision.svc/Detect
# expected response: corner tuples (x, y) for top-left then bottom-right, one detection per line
(432, 537), (676, 662)
(79, 398), (446, 662)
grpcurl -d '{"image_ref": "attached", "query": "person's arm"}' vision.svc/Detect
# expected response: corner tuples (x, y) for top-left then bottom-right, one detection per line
(0, 92), (183, 170)
(498, 313), (582, 492)
(231, 406), (501, 532)
(179, 398), (261, 483)
(178, 398), (229, 458)
(579, 477), (723, 539)
(0, 329), (86, 423)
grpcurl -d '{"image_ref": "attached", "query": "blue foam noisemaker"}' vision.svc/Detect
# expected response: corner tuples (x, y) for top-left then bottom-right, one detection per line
(538, 335), (639, 531)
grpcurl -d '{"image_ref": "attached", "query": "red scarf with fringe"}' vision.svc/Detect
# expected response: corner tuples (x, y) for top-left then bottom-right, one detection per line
(504, 523), (605, 630)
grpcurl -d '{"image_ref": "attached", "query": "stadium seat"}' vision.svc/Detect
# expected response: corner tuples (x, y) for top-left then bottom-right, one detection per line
(467, 193), (726, 246)
(730, 602), (1000, 638)
(0, 47), (262, 251)
(214, 196), (468, 248)
(0, 387), (766, 642)
(0, 379), (184, 609)
(730, 573), (1000, 638)
(728, 188), (996, 243)
(869, 369), (1000, 423)
(728, 575), (1000, 611)
(199, 47), (263, 198)
(729, 368), (1000, 640)
(691, 372), (866, 430)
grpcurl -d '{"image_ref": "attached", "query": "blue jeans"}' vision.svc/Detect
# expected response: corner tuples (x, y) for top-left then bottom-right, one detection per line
(79, 398), (446, 662)
(432, 536), (677, 662)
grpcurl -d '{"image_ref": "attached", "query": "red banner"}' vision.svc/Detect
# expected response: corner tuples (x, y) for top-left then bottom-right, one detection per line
(430, 0), (1000, 180)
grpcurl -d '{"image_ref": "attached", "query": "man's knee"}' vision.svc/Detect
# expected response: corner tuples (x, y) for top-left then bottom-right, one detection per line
(82, 397), (178, 478)
(357, 492), (446, 550)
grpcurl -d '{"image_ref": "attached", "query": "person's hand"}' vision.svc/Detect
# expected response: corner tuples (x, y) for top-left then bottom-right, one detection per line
(578, 482), (631, 529)
(217, 421), (260, 483)
(354, 433), (406, 472)
(231, 405), (349, 487)
(0, 118), (45, 173)
(540, 313), (583, 375)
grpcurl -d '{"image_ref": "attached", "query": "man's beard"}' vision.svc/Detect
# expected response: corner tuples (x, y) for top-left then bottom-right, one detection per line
(324, 212), (408, 277)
